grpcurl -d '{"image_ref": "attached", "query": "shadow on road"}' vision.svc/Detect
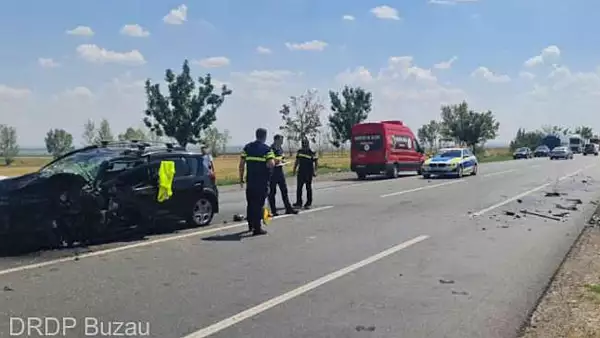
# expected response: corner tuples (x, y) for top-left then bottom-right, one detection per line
(334, 173), (418, 183)
(202, 230), (250, 242)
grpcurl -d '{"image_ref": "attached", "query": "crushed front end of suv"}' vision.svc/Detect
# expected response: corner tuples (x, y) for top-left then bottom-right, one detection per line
(0, 141), (219, 252)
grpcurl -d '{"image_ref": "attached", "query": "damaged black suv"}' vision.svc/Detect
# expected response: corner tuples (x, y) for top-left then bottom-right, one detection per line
(0, 141), (219, 251)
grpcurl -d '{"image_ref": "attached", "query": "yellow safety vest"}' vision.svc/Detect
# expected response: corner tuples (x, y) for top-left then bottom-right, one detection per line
(157, 161), (175, 202)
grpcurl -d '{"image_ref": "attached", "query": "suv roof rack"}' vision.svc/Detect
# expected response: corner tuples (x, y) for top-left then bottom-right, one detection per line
(99, 140), (186, 153)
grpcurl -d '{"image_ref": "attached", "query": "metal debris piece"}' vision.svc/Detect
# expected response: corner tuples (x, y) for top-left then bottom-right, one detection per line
(556, 203), (578, 211)
(452, 290), (469, 295)
(545, 192), (561, 197)
(3, 286), (13, 292)
(355, 325), (376, 332)
(552, 212), (570, 218)
(517, 199), (523, 203)
(566, 198), (583, 205)
(520, 209), (562, 221)
(503, 211), (516, 216)
(481, 227), (487, 231)
(590, 200), (599, 205)
(439, 279), (455, 284)
(499, 225), (510, 228)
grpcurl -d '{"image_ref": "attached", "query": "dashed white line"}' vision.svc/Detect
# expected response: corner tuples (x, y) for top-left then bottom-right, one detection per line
(482, 169), (517, 178)
(0, 206), (335, 277)
(471, 164), (597, 217)
(181, 235), (430, 338)
(380, 179), (465, 198)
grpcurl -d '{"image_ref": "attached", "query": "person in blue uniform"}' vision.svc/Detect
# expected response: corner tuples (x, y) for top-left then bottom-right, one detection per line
(268, 134), (298, 216)
(293, 138), (318, 209)
(239, 128), (275, 235)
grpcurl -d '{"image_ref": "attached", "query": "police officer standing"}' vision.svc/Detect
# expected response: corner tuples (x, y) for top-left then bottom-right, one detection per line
(293, 138), (318, 209)
(268, 134), (298, 216)
(239, 128), (275, 236)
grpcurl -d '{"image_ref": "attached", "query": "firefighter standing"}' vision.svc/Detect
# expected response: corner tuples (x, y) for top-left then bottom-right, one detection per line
(293, 138), (318, 209)
(268, 134), (298, 216)
(239, 128), (275, 236)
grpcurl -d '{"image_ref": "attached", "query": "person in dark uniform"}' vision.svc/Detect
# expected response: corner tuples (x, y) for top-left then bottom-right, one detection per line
(268, 134), (298, 216)
(293, 138), (318, 209)
(239, 128), (275, 236)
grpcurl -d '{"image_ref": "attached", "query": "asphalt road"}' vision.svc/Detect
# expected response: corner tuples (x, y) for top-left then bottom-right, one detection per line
(1, 155), (600, 338)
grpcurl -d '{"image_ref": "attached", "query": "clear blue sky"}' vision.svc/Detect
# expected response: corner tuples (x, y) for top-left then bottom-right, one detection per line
(2, 0), (600, 146)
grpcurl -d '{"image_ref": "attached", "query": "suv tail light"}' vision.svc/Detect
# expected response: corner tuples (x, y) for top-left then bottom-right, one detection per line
(209, 171), (216, 183)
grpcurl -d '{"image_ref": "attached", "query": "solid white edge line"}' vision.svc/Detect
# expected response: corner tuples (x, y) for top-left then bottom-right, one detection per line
(380, 179), (465, 198)
(0, 206), (335, 277)
(181, 235), (430, 338)
(471, 164), (596, 217)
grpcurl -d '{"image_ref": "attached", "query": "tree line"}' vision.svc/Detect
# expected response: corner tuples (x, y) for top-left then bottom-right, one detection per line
(4, 58), (592, 166)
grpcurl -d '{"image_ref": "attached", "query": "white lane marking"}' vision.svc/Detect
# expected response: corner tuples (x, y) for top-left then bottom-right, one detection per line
(182, 235), (430, 338)
(0, 206), (334, 277)
(482, 169), (517, 178)
(471, 164), (597, 217)
(380, 179), (465, 198)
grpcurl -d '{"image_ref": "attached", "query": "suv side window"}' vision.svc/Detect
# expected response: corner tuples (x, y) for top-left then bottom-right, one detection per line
(170, 157), (191, 177)
(148, 156), (192, 177)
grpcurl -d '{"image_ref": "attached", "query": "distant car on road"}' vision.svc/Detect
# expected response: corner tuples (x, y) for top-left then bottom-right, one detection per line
(513, 147), (533, 159)
(533, 145), (550, 157)
(549, 146), (574, 160)
(583, 143), (599, 156)
(421, 148), (478, 179)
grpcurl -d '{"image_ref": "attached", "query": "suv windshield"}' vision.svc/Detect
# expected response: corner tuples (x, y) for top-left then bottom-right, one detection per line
(585, 144), (595, 149)
(40, 148), (120, 181)
(516, 148), (528, 152)
(535, 146), (549, 151)
(436, 150), (462, 158)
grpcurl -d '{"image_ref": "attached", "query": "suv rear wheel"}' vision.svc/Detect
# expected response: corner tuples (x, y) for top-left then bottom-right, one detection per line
(188, 195), (214, 227)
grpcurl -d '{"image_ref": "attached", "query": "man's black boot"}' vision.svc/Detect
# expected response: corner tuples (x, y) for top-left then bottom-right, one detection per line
(253, 228), (268, 236)
(285, 208), (298, 214)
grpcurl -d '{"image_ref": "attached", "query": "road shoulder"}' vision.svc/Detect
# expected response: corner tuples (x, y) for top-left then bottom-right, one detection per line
(520, 206), (600, 338)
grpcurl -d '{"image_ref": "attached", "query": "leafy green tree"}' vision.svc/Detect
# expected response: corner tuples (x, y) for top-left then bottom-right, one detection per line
(203, 127), (231, 157)
(279, 89), (323, 144)
(417, 120), (440, 151)
(574, 125), (594, 139)
(509, 128), (544, 151)
(439, 101), (500, 149)
(93, 118), (114, 143)
(328, 86), (372, 148)
(143, 60), (232, 148)
(0, 125), (19, 165)
(118, 127), (148, 141)
(45, 129), (74, 158)
(82, 119), (96, 145)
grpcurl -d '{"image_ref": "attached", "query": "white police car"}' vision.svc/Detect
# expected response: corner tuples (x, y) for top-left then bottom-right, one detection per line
(421, 148), (478, 179)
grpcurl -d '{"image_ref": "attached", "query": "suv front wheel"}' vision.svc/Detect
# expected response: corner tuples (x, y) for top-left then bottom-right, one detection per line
(188, 195), (215, 227)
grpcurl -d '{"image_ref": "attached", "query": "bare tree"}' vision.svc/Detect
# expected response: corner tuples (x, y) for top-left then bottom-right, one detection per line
(82, 119), (96, 145)
(279, 89), (324, 147)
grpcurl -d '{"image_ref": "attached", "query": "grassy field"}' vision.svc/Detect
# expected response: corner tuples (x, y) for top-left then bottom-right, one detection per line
(0, 147), (512, 185)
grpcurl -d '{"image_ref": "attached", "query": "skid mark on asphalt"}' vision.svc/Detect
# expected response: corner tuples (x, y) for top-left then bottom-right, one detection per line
(471, 164), (597, 217)
(181, 235), (430, 338)
(0, 206), (335, 277)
